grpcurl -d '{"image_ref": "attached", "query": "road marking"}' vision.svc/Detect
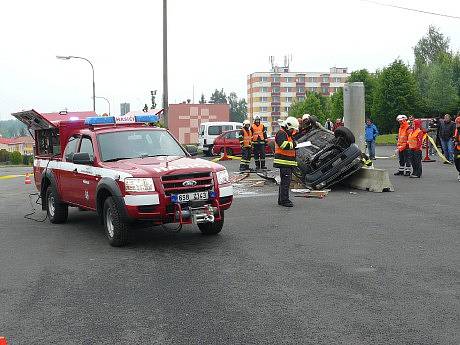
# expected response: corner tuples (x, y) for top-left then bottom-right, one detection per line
(0, 173), (33, 180)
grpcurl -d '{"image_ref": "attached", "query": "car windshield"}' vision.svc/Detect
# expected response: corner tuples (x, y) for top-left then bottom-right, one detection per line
(97, 130), (186, 162)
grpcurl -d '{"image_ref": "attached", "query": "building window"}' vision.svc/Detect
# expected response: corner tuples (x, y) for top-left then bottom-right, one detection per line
(260, 106), (268, 112)
(272, 96), (280, 103)
(285, 87), (292, 92)
(297, 77), (305, 83)
(272, 106), (280, 112)
(322, 76), (329, 83)
(334, 77), (341, 83)
(309, 87), (316, 92)
(260, 97), (268, 102)
(284, 106), (290, 112)
(260, 76), (268, 82)
(272, 76), (280, 82)
(309, 77), (316, 82)
(261, 117), (268, 122)
(260, 87), (268, 92)
(322, 87), (329, 94)
(285, 77), (291, 82)
(297, 87), (304, 94)
(298, 96), (305, 102)
(285, 97), (292, 102)
(272, 86), (280, 93)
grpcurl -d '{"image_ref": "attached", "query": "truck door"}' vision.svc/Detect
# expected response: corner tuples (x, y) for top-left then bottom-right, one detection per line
(74, 136), (98, 209)
(60, 135), (81, 204)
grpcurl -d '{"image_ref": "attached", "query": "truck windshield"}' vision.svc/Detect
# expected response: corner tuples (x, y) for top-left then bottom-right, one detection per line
(97, 130), (186, 162)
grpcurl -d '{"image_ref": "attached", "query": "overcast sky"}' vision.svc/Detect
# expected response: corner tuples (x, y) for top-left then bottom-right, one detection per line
(0, 0), (459, 120)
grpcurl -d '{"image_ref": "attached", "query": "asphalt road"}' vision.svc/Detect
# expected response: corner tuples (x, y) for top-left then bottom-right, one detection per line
(0, 148), (459, 345)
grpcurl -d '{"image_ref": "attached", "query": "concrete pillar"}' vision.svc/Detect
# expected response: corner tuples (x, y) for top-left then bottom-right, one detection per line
(343, 82), (365, 152)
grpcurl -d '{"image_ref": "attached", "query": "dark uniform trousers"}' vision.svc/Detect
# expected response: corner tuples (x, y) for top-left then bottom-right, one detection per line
(411, 150), (422, 177)
(253, 143), (266, 169)
(398, 149), (412, 172)
(278, 167), (292, 204)
(240, 146), (251, 171)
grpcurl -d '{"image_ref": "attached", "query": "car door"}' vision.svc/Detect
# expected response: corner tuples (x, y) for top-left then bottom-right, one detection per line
(73, 136), (98, 209)
(225, 130), (241, 155)
(59, 135), (81, 203)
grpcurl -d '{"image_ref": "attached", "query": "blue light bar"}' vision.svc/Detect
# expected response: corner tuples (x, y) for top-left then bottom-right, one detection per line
(135, 115), (159, 123)
(84, 116), (115, 125)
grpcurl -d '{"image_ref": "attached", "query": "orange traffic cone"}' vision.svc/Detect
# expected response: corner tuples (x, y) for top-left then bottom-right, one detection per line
(24, 173), (32, 185)
(0, 336), (7, 345)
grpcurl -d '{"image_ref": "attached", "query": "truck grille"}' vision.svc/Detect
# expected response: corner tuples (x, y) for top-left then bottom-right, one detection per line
(161, 172), (213, 196)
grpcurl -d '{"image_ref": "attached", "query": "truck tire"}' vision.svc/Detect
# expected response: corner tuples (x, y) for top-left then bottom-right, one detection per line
(198, 211), (224, 235)
(46, 185), (68, 224)
(103, 197), (129, 247)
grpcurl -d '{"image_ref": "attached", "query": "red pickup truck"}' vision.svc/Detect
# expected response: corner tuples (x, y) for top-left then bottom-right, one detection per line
(13, 110), (233, 246)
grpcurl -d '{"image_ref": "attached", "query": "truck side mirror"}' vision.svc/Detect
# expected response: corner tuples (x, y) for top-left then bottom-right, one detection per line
(73, 152), (93, 165)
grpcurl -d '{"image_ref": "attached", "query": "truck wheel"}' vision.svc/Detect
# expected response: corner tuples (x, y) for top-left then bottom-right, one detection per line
(198, 211), (224, 235)
(46, 185), (68, 224)
(103, 197), (128, 247)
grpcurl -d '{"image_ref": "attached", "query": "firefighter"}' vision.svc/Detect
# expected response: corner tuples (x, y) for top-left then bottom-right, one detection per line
(394, 115), (412, 176)
(454, 116), (460, 181)
(274, 116), (299, 207)
(251, 115), (268, 170)
(408, 119), (424, 178)
(239, 120), (252, 172)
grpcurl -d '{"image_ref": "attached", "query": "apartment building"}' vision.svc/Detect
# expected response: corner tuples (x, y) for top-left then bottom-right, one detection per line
(247, 66), (350, 132)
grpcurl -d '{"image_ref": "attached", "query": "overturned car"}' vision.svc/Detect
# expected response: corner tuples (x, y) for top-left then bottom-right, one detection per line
(292, 118), (363, 190)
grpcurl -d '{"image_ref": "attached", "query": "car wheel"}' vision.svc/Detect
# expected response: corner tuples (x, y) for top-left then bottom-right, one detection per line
(205, 146), (213, 156)
(198, 211), (224, 235)
(103, 197), (128, 247)
(334, 127), (355, 145)
(46, 185), (68, 224)
(220, 147), (233, 156)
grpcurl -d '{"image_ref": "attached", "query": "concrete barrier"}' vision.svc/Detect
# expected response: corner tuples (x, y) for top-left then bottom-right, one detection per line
(343, 167), (394, 192)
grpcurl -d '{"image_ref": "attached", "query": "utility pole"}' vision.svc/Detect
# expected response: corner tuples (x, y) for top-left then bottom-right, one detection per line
(162, 0), (169, 127)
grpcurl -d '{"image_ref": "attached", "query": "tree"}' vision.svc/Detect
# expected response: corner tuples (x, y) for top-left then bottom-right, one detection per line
(199, 94), (206, 104)
(228, 92), (247, 122)
(414, 26), (450, 65)
(289, 92), (325, 123)
(347, 69), (376, 118)
(0, 149), (11, 163)
(330, 88), (344, 119)
(11, 151), (22, 165)
(210, 89), (227, 104)
(372, 60), (417, 134)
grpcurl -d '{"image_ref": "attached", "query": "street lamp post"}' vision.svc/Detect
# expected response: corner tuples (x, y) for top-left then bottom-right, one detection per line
(56, 55), (96, 112)
(95, 96), (111, 115)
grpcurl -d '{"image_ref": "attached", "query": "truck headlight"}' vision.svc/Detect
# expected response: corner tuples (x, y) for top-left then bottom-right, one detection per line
(216, 170), (229, 184)
(124, 178), (155, 192)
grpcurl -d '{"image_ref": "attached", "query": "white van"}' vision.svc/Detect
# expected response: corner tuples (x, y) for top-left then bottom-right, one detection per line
(198, 121), (242, 156)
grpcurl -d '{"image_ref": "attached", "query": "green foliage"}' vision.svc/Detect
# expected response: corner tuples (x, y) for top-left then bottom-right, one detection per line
(414, 25), (450, 65)
(289, 92), (324, 122)
(372, 59), (417, 134)
(330, 88), (344, 119)
(10, 151), (22, 165)
(228, 92), (247, 123)
(347, 69), (376, 117)
(210, 89), (227, 104)
(0, 120), (28, 138)
(22, 154), (33, 165)
(0, 149), (11, 163)
(199, 94), (206, 104)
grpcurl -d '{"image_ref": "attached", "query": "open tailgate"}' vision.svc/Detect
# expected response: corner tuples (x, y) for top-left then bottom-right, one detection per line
(11, 109), (56, 130)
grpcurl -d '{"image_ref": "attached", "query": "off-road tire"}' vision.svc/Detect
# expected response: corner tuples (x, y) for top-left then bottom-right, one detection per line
(103, 197), (129, 247)
(46, 185), (68, 224)
(334, 127), (355, 145)
(198, 211), (224, 235)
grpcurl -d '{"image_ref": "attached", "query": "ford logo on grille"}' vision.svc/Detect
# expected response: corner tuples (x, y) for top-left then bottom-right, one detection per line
(182, 180), (197, 187)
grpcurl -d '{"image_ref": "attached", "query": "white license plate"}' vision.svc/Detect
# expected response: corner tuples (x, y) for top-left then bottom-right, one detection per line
(175, 191), (209, 203)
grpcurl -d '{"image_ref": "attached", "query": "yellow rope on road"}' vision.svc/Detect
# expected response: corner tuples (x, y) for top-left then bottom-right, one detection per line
(0, 173), (33, 180)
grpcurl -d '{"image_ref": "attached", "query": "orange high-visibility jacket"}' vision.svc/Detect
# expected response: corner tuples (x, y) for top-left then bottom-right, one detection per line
(239, 128), (252, 148)
(397, 121), (410, 152)
(408, 128), (423, 150)
(251, 123), (266, 143)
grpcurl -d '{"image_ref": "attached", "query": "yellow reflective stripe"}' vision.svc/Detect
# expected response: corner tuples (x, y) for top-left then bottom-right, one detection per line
(274, 158), (297, 166)
(280, 141), (293, 149)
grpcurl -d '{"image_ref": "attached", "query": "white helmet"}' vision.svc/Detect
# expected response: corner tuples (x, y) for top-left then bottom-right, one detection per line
(283, 116), (299, 131)
(254, 114), (261, 121)
(302, 114), (311, 120)
(243, 119), (250, 126)
(396, 114), (407, 121)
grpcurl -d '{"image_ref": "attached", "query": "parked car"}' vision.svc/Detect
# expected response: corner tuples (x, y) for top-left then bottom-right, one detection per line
(212, 130), (274, 156)
(198, 122), (242, 156)
(294, 125), (362, 190)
